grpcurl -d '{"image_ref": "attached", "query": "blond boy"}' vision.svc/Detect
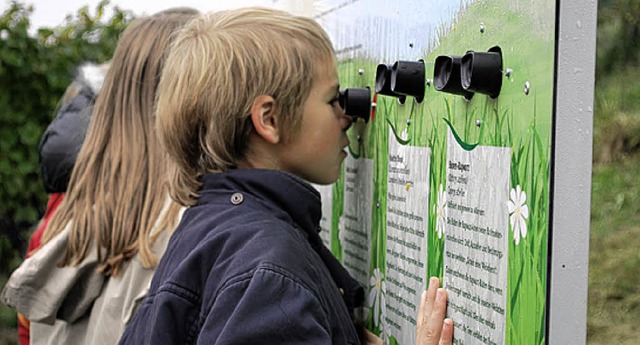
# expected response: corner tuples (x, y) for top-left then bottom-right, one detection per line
(120, 7), (451, 345)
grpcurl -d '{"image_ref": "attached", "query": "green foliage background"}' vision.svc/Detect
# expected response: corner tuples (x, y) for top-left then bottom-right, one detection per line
(0, 0), (133, 328)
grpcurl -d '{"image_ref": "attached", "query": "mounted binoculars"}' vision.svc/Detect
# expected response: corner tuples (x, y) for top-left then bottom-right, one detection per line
(339, 87), (372, 123)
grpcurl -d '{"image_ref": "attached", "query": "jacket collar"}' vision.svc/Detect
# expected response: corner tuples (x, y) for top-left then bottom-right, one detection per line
(199, 169), (322, 239)
(199, 169), (365, 314)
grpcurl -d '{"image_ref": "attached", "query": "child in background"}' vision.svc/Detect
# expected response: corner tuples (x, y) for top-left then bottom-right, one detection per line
(120, 8), (451, 345)
(38, 62), (110, 205)
(16, 61), (110, 345)
(2, 7), (198, 345)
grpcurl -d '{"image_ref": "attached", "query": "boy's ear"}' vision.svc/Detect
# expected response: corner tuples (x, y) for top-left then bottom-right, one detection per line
(250, 95), (280, 144)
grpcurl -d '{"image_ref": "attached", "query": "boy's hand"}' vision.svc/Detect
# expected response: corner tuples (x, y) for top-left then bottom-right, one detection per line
(362, 328), (383, 345)
(416, 277), (453, 345)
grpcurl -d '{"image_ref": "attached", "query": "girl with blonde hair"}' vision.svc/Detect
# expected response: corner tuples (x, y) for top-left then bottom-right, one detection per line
(2, 7), (198, 345)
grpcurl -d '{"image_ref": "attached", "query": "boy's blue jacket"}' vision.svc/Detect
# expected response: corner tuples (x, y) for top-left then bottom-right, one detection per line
(120, 169), (364, 344)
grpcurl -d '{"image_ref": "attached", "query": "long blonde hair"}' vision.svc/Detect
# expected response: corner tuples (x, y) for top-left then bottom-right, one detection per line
(155, 8), (335, 206)
(43, 8), (199, 277)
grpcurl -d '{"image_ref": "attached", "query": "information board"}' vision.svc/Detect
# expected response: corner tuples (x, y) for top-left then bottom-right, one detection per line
(306, 0), (596, 343)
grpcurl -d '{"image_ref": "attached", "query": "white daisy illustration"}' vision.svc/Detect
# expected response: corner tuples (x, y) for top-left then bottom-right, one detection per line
(435, 184), (447, 239)
(507, 184), (530, 245)
(368, 268), (386, 327)
(378, 283), (390, 343)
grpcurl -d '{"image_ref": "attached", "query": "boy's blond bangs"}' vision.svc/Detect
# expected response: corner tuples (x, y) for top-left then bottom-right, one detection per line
(156, 8), (335, 206)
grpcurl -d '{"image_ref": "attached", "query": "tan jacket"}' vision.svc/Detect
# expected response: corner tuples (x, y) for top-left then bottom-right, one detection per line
(1, 206), (184, 345)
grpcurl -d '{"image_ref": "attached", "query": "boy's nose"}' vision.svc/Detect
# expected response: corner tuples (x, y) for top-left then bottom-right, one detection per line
(341, 112), (353, 131)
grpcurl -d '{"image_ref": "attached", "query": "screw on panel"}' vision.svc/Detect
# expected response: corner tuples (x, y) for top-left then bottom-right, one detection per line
(376, 200), (380, 208)
(409, 42), (414, 48)
(524, 81), (531, 95)
(480, 22), (485, 33)
(357, 135), (362, 142)
(476, 119), (482, 127)
(505, 68), (513, 78)
(406, 119), (411, 126)
(358, 68), (365, 75)
(426, 78), (432, 87)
